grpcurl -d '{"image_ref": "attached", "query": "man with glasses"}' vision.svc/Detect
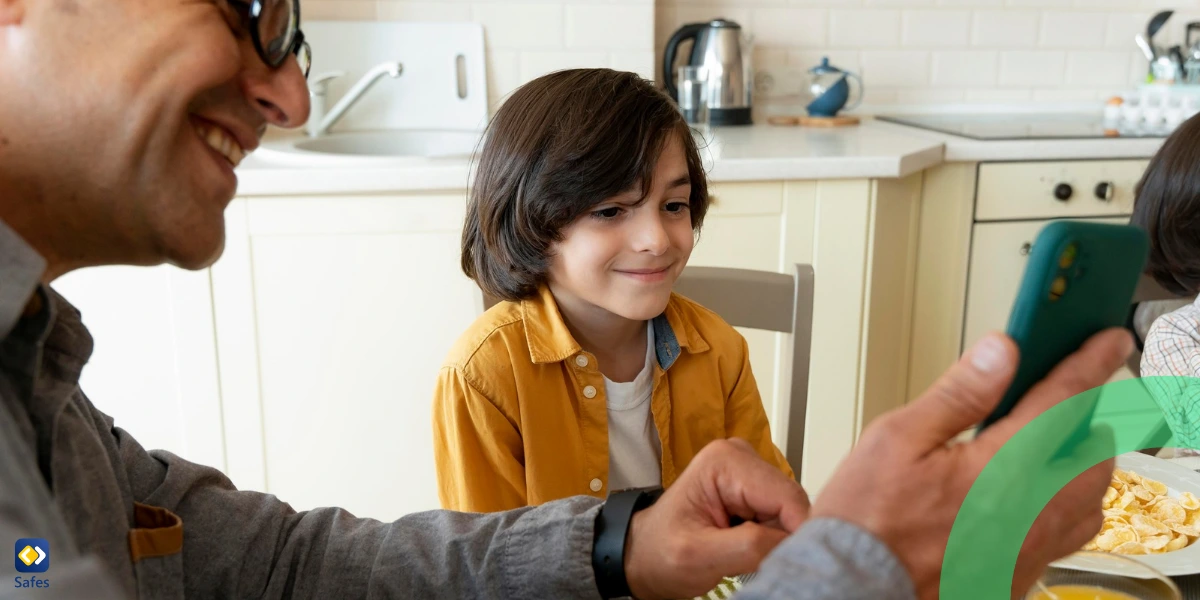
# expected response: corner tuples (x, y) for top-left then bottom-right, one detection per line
(0, 0), (1126, 596)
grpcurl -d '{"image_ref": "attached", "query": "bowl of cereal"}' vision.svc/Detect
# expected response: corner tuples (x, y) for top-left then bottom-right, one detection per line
(1055, 451), (1200, 577)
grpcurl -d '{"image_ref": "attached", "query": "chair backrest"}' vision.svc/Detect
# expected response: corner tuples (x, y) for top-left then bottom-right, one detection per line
(478, 265), (816, 477)
(665, 264), (815, 477)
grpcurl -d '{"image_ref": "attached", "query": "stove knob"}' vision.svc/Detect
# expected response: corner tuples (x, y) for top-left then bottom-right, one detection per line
(1095, 181), (1115, 202)
(1054, 183), (1074, 202)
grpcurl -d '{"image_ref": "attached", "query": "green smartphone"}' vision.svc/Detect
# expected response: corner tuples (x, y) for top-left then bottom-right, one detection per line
(975, 221), (1148, 435)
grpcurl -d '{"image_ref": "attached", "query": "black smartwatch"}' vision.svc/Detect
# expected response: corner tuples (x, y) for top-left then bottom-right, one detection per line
(592, 486), (664, 599)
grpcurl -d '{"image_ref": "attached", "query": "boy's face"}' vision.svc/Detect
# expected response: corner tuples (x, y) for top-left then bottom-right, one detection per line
(0, 0), (309, 271)
(547, 135), (696, 323)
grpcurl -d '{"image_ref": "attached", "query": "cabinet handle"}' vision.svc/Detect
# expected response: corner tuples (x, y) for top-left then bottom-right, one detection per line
(1095, 182), (1115, 202)
(1020, 242), (1032, 256)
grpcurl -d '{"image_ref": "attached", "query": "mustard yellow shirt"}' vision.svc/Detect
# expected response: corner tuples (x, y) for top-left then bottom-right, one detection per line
(432, 285), (794, 512)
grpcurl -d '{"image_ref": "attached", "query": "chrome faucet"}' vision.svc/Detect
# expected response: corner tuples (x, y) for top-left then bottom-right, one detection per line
(306, 61), (404, 138)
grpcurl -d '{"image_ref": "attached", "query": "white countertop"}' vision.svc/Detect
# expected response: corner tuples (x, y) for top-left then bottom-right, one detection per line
(234, 117), (1166, 196)
(867, 118), (1166, 162)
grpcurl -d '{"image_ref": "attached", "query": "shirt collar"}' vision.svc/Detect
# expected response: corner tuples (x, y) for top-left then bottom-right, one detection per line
(0, 219), (47, 342)
(520, 285), (709, 369)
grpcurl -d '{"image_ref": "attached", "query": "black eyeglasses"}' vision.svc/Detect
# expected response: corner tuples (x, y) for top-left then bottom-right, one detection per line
(231, 0), (312, 78)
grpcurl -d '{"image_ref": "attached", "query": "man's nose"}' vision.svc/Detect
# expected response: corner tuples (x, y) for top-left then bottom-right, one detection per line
(242, 53), (311, 128)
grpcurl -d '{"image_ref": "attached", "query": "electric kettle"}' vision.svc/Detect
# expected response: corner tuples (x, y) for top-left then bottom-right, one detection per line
(662, 19), (753, 126)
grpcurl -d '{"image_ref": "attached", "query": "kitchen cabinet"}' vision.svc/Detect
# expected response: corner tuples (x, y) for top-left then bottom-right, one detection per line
(52, 265), (225, 471)
(211, 194), (479, 521)
(908, 159), (1151, 405)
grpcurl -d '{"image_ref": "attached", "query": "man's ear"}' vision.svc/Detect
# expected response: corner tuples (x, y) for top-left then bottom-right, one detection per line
(0, 0), (24, 25)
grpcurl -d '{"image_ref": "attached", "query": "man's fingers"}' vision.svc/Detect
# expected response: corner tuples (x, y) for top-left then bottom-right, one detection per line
(699, 440), (810, 532)
(979, 328), (1132, 449)
(691, 523), (790, 580)
(881, 333), (1018, 454)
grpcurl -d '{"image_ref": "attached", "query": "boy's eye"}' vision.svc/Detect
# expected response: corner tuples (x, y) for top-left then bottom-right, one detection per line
(591, 206), (623, 220)
(665, 201), (690, 213)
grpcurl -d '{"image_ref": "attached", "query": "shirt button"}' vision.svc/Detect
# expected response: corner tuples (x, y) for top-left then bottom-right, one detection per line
(575, 355), (589, 368)
(590, 478), (603, 492)
(583, 385), (597, 399)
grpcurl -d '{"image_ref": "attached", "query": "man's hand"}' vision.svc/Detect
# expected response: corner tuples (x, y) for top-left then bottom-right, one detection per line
(623, 439), (809, 600)
(811, 329), (1132, 599)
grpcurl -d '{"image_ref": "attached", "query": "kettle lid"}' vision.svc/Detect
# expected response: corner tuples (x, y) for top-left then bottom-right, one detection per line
(809, 57), (842, 74)
(707, 18), (742, 29)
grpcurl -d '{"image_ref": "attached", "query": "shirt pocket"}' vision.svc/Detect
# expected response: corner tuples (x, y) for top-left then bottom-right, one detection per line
(128, 502), (184, 600)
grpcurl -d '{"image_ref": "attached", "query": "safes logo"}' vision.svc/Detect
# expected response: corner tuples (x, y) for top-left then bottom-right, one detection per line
(13, 538), (50, 590)
(14, 539), (48, 574)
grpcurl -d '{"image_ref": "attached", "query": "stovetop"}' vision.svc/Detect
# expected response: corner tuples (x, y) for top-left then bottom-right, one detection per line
(876, 113), (1170, 140)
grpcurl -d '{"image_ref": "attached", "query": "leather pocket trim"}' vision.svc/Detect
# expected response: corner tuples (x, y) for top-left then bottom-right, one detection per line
(128, 502), (183, 562)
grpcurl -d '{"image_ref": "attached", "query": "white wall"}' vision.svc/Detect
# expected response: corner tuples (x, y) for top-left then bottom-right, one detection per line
(303, 0), (656, 109)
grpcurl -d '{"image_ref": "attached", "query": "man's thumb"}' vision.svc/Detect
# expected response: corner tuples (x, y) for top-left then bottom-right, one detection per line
(888, 333), (1018, 452)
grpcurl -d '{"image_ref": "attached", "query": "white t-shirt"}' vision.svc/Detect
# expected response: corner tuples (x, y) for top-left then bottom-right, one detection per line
(604, 323), (663, 491)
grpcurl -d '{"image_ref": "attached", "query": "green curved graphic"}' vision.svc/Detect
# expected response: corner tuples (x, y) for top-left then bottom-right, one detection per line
(941, 376), (1200, 599)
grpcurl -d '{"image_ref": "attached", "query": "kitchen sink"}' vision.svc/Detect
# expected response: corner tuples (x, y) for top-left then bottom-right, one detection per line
(253, 129), (484, 166)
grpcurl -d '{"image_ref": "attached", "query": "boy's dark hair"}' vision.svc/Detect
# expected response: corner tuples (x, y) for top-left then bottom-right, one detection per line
(1132, 112), (1200, 296)
(461, 68), (710, 302)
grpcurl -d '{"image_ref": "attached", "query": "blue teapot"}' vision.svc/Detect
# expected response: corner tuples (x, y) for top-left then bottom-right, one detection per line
(806, 57), (864, 118)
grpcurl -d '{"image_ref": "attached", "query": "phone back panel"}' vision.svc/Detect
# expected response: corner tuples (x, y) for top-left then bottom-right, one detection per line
(977, 221), (1148, 431)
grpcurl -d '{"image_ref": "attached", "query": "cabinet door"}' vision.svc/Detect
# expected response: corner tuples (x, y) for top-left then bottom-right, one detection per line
(213, 195), (478, 521)
(962, 217), (1132, 380)
(687, 182), (787, 441)
(53, 265), (225, 470)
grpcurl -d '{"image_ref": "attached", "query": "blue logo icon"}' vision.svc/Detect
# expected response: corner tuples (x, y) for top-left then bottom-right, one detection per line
(14, 539), (48, 573)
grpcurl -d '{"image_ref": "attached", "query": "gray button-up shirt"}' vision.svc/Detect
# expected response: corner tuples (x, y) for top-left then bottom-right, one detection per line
(0, 217), (913, 599)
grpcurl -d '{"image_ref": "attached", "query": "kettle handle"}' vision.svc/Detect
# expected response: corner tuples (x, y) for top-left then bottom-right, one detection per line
(663, 23), (708, 100)
(844, 72), (865, 112)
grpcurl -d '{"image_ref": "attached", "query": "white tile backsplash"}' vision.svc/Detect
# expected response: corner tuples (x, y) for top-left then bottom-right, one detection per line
(376, 2), (469, 21)
(964, 88), (1034, 101)
(1039, 11), (1111, 48)
(1066, 50), (1135, 85)
(519, 51), (610, 82)
(1105, 12), (1150, 48)
(566, 4), (653, 50)
(788, 50), (863, 73)
(355, 0), (1167, 111)
(750, 8), (828, 47)
(830, 9), (902, 48)
(471, 3), (564, 50)
(862, 50), (931, 86)
(936, 0), (1003, 6)
(971, 10), (1039, 47)
(485, 50), (521, 107)
(609, 51), (656, 78)
(931, 51), (998, 86)
(902, 10), (971, 47)
(999, 50), (1068, 86)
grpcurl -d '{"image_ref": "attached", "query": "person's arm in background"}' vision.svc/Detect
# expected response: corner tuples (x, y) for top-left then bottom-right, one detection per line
(723, 334), (795, 479)
(1140, 313), (1200, 450)
(1141, 310), (1200, 377)
(431, 365), (527, 512)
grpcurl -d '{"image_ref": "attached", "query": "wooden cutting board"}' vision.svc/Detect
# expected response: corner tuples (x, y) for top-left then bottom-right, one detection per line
(768, 115), (861, 127)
